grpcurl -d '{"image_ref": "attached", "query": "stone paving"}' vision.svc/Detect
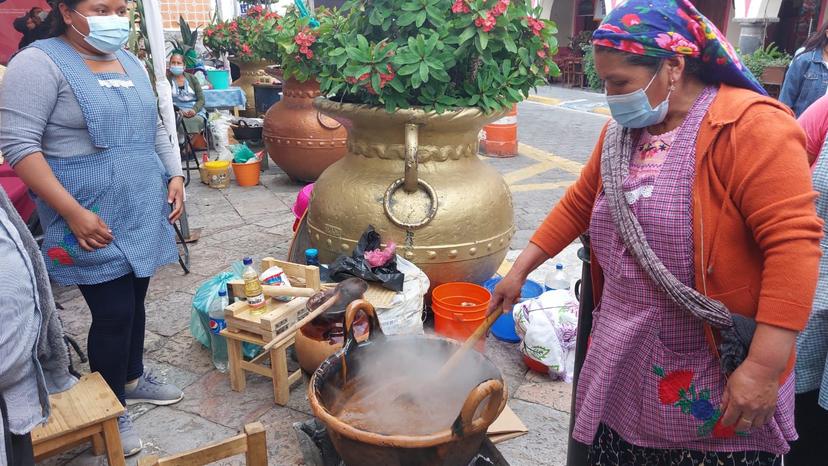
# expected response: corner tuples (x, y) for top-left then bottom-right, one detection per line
(43, 86), (607, 466)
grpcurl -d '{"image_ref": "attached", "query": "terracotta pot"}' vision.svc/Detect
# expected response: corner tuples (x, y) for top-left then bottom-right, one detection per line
(231, 59), (271, 117)
(263, 78), (348, 182)
(308, 99), (514, 288)
(294, 314), (370, 374)
(309, 301), (507, 466)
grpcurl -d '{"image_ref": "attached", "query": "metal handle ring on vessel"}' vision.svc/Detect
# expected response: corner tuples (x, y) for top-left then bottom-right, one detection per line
(382, 177), (439, 230)
(317, 111), (343, 130)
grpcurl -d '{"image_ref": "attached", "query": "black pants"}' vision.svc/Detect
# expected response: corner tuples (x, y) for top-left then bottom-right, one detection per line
(79, 273), (150, 406)
(1, 395), (34, 466)
(786, 390), (828, 465)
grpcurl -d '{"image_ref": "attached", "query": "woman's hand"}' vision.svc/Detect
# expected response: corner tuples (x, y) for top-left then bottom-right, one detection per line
(486, 271), (525, 317)
(720, 358), (780, 432)
(65, 208), (113, 252)
(183, 109), (196, 118)
(168, 176), (185, 223)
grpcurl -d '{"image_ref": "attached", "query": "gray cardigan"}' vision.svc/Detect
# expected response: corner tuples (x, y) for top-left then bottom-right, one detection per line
(0, 187), (75, 458)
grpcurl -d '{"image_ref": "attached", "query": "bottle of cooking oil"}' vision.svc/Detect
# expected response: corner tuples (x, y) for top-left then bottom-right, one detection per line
(242, 257), (267, 312)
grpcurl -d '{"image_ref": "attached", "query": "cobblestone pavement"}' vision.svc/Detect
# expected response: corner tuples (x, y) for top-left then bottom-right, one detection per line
(44, 87), (608, 466)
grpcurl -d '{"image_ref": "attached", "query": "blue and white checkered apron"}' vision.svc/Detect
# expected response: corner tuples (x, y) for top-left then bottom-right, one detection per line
(797, 135), (828, 409)
(30, 38), (177, 286)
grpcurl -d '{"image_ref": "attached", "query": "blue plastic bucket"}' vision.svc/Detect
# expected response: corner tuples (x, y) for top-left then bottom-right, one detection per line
(483, 276), (543, 343)
(207, 69), (231, 90)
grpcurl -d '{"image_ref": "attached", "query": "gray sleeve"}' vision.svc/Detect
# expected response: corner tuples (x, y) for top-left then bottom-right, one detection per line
(155, 117), (183, 179)
(0, 48), (59, 166)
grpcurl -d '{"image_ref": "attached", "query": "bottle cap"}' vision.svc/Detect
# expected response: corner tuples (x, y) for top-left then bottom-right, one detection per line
(556, 263), (564, 270)
(218, 289), (227, 296)
(305, 248), (319, 257)
(243, 257), (253, 265)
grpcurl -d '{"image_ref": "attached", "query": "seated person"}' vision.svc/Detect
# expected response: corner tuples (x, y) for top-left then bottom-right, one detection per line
(167, 52), (206, 140)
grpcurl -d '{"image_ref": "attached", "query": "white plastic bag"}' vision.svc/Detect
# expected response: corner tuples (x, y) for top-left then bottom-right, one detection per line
(208, 112), (235, 161)
(374, 256), (429, 336)
(514, 290), (579, 382)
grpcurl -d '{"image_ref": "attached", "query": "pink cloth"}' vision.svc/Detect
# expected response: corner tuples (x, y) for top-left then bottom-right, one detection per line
(798, 94), (828, 161)
(292, 183), (313, 231)
(574, 87), (796, 454)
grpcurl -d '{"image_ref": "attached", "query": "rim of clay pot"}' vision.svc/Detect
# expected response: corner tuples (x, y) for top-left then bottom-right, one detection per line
(307, 333), (508, 449)
(314, 98), (508, 131)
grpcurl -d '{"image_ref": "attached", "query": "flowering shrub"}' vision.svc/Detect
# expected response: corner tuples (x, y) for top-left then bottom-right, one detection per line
(318, 0), (560, 113)
(203, 5), (281, 62)
(263, 7), (343, 82)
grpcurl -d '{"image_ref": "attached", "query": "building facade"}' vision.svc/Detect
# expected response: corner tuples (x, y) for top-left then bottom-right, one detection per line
(544, 0), (828, 55)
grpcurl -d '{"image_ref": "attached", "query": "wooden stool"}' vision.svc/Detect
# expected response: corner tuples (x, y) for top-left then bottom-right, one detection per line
(138, 422), (267, 465)
(222, 258), (320, 405)
(31, 372), (125, 465)
(221, 327), (303, 405)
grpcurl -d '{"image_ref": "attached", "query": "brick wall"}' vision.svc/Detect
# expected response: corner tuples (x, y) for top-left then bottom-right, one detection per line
(159, 0), (214, 30)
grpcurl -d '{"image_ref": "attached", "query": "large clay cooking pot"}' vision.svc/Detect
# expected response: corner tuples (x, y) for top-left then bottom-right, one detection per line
(309, 99), (515, 288)
(263, 79), (348, 182)
(231, 60), (270, 117)
(309, 301), (507, 466)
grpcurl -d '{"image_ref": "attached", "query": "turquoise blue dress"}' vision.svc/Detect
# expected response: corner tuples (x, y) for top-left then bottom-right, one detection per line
(30, 38), (178, 286)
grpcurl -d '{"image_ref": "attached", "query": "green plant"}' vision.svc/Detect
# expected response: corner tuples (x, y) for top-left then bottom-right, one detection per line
(168, 16), (200, 68)
(569, 30), (592, 55)
(317, 0), (561, 113)
(203, 5), (282, 62)
(739, 43), (792, 79)
(127, 0), (154, 86)
(263, 7), (342, 83)
(581, 44), (602, 91)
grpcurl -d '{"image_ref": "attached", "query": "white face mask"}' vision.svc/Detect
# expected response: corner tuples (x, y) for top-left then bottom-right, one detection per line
(72, 10), (130, 54)
(604, 67), (672, 129)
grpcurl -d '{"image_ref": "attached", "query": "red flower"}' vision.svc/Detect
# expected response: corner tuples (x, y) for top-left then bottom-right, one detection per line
(491, 0), (510, 17)
(294, 30), (317, 48)
(537, 48), (547, 59)
(205, 28), (214, 37)
(241, 43), (252, 55)
(544, 64), (550, 74)
(620, 14), (640, 27)
(299, 46), (314, 59)
(657, 370), (694, 405)
(475, 12), (497, 33)
(712, 418), (737, 438)
(47, 247), (74, 266)
(451, 0), (471, 14)
(229, 22), (238, 32)
(526, 17), (545, 36)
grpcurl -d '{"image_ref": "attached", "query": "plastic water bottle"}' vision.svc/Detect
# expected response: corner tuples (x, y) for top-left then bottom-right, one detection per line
(242, 257), (266, 310)
(545, 263), (570, 291)
(305, 248), (320, 267)
(209, 289), (229, 373)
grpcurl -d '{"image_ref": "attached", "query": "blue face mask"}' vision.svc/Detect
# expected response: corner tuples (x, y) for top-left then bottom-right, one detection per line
(605, 69), (672, 129)
(170, 66), (185, 76)
(72, 11), (130, 54)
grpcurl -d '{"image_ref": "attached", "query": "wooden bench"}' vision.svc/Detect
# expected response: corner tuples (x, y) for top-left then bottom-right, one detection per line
(31, 372), (125, 465)
(137, 422), (267, 466)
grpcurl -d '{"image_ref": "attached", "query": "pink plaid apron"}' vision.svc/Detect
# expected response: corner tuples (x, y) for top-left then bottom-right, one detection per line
(573, 86), (796, 454)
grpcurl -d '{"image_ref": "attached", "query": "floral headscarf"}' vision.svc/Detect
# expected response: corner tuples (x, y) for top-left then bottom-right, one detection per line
(592, 0), (766, 95)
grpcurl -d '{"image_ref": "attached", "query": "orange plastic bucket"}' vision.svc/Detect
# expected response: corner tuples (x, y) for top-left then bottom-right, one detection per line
(433, 305), (487, 352)
(432, 282), (491, 316)
(232, 160), (261, 187)
(480, 104), (517, 158)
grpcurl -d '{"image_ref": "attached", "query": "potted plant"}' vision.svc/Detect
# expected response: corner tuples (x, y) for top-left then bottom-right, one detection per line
(740, 43), (792, 89)
(168, 16), (200, 70)
(261, 7), (349, 182)
(203, 5), (282, 114)
(306, 0), (560, 286)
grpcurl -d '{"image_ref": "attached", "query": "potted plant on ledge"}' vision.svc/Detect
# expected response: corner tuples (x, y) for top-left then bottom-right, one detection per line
(262, 7), (349, 182)
(203, 5), (282, 115)
(306, 0), (560, 287)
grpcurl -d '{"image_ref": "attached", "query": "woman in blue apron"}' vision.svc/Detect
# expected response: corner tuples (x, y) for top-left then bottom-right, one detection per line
(0, 0), (185, 457)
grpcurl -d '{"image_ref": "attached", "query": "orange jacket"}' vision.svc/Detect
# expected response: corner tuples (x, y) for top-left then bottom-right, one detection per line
(531, 85), (823, 373)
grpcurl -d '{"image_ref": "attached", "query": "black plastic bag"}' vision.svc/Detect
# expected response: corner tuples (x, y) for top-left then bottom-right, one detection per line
(328, 226), (405, 292)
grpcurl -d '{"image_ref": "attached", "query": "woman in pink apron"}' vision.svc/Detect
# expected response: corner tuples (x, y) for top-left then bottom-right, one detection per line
(490, 1), (822, 465)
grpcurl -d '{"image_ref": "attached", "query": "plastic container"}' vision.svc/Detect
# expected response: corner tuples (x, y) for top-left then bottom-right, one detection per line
(204, 160), (231, 189)
(242, 257), (266, 310)
(432, 305), (486, 352)
(208, 289), (229, 373)
(232, 160), (261, 187)
(544, 263), (570, 291)
(431, 282), (491, 317)
(207, 69), (230, 90)
(483, 277), (543, 343)
(523, 354), (548, 374)
(305, 248), (320, 267)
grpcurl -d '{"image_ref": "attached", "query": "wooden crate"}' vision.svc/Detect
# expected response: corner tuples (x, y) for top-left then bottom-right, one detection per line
(225, 258), (321, 341)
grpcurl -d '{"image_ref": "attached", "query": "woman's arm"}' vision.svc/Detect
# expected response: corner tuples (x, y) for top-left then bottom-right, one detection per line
(779, 55), (806, 110)
(797, 94), (828, 164)
(190, 73), (205, 114)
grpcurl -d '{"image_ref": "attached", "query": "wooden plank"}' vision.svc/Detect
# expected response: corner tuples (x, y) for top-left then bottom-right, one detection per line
(91, 433), (105, 456)
(138, 455), (160, 466)
(222, 328), (267, 346)
(244, 423), (268, 466)
(240, 360), (273, 379)
(271, 346), (290, 406)
(102, 417), (126, 466)
(153, 434), (248, 465)
(31, 373), (123, 443)
(226, 337), (246, 392)
(33, 425), (101, 460)
(288, 369), (303, 386)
